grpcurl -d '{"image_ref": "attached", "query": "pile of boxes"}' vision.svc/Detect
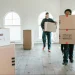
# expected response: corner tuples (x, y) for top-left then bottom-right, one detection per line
(0, 28), (15, 75)
(59, 15), (75, 44)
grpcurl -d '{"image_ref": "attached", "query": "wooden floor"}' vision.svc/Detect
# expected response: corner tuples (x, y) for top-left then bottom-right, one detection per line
(16, 44), (75, 75)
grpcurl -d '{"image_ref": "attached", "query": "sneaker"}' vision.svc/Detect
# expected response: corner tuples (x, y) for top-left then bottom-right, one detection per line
(62, 62), (68, 65)
(42, 47), (45, 50)
(70, 59), (74, 63)
(48, 50), (51, 52)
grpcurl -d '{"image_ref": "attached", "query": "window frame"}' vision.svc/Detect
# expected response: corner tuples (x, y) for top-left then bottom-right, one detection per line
(3, 11), (22, 43)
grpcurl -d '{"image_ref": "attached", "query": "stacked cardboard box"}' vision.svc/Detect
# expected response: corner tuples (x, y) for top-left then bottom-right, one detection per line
(59, 15), (75, 44)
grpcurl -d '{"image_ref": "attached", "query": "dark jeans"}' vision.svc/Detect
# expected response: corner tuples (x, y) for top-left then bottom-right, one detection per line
(61, 44), (74, 63)
(63, 44), (69, 63)
(61, 44), (65, 53)
(42, 31), (51, 49)
(69, 44), (74, 60)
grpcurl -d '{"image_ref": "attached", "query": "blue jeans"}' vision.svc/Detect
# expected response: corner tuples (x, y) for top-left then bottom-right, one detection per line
(42, 31), (51, 49)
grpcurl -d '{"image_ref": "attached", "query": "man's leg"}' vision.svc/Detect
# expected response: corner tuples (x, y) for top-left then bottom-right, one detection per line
(69, 44), (74, 63)
(47, 32), (51, 52)
(61, 44), (64, 54)
(63, 44), (69, 65)
(42, 31), (46, 50)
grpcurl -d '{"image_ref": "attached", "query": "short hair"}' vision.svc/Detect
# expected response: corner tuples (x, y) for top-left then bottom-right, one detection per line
(46, 12), (49, 15)
(64, 9), (72, 14)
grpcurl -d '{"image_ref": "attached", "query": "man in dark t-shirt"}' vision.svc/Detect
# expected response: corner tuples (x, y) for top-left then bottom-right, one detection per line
(41, 12), (56, 52)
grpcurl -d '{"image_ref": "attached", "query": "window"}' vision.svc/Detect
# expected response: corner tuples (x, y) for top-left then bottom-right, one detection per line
(38, 12), (53, 39)
(72, 10), (75, 15)
(4, 12), (21, 42)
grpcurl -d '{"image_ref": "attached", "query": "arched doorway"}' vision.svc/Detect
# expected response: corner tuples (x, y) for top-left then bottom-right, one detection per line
(38, 11), (56, 43)
(4, 11), (21, 42)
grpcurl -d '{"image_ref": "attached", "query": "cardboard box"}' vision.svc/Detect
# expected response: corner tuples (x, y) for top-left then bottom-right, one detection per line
(59, 29), (75, 44)
(44, 22), (56, 32)
(23, 30), (34, 50)
(23, 45), (31, 50)
(23, 30), (31, 46)
(0, 28), (10, 46)
(59, 15), (75, 29)
(0, 43), (15, 75)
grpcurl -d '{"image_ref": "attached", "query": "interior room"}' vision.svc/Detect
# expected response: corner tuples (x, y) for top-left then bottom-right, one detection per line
(0, 0), (75, 75)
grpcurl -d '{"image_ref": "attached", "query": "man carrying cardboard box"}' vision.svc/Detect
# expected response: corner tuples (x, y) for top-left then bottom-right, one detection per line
(41, 12), (57, 52)
(61, 9), (74, 65)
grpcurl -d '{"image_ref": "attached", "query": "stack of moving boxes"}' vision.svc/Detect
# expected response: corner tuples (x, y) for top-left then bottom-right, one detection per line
(59, 15), (75, 44)
(0, 28), (15, 75)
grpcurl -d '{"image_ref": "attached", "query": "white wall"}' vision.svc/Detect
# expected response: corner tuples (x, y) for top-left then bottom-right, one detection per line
(0, 0), (60, 43)
(60, 0), (75, 15)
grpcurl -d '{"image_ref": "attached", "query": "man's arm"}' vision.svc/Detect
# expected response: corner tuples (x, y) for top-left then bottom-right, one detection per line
(50, 18), (57, 29)
(41, 19), (44, 30)
(50, 18), (57, 25)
